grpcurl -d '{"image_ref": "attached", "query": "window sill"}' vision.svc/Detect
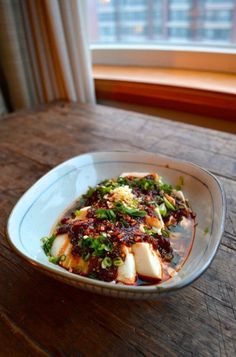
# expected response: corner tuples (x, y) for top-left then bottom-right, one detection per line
(93, 65), (236, 120)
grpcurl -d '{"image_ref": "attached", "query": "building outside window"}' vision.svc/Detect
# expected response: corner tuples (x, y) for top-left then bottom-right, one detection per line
(89, 0), (236, 46)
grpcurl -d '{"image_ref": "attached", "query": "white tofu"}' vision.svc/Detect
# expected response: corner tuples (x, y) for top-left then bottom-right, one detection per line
(172, 189), (185, 202)
(117, 246), (136, 285)
(51, 233), (88, 273)
(132, 242), (162, 281)
(120, 172), (151, 178)
(51, 234), (72, 257)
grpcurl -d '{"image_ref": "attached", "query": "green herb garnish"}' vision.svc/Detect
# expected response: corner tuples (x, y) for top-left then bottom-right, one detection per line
(41, 235), (56, 256)
(113, 257), (124, 267)
(60, 254), (66, 262)
(97, 185), (113, 196)
(161, 229), (170, 238)
(84, 186), (96, 198)
(75, 209), (81, 216)
(163, 197), (176, 211)
(96, 208), (116, 222)
(117, 176), (129, 186)
(49, 256), (60, 264)
(115, 202), (146, 217)
(144, 226), (156, 235)
(133, 177), (157, 191)
(82, 252), (91, 261)
(78, 234), (112, 258)
(159, 183), (173, 194)
(159, 203), (167, 217)
(101, 257), (112, 269)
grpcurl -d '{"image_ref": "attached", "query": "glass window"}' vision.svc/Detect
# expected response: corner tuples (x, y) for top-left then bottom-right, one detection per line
(121, 12), (147, 21)
(99, 12), (115, 21)
(89, 0), (236, 46)
(205, 10), (232, 21)
(100, 26), (116, 36)
(170, 0), (192, 4)
(203, 28), (231, 41)
(169, 28), (190, 38)
(120, 0), (146, 5)
(169, 10), (190, 21)
(206, 0), (232, 3)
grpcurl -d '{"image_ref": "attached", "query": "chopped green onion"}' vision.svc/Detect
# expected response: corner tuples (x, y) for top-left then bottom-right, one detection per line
(159, 203), (167, 217)
(96, 208), (116, 222)
(148, 201), (158, 207)
(159, 183), (173, 194)
(98, 185), (113, 196)
(135, 177), (156, 191)
(41, 235), (56, 256)
(113, 257), (124, 267)
(82, 252), (90, 261)
(78, 234), (112, 258)
(60, 254), (66, 262)
(144, 226), (155, 235)
(115, 202), (146, 217)
(163, 197), (176, 211)
(117, 176), (129, 185)
(98, 243), (111, 252)
(101, 257), (112, 269)
(161, 229), (170, 238)
(75, 209), (81, 216)
(85, 187), (96, 198)
(49, 256), (60, 264)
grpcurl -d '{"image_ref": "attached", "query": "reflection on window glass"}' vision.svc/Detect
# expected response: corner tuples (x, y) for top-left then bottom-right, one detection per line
(88, 0), (236, 46)
(169, 10), (190, 21)
(99, 12), (115, 21)
(121, 12), (147, 21)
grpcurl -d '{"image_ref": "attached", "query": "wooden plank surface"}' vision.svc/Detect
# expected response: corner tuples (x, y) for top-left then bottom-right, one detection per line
(93, 65), (236, 95)
(94, 78), (236, 121)
(0, 102), (235, 356)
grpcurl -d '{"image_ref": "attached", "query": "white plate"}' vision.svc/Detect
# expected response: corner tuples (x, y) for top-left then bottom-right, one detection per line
(7, 151), (226, 299)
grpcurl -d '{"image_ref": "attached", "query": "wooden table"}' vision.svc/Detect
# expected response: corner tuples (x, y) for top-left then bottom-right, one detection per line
(0, 102), (235, 356)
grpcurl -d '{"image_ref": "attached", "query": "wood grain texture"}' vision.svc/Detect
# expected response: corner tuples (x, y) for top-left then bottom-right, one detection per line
(0, 102), (235, 356)
(93, 65), (236, 95)
(94, 77), (236, 121)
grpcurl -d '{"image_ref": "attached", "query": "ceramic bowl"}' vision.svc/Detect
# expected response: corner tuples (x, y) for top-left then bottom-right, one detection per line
(7, 151), (226, 299)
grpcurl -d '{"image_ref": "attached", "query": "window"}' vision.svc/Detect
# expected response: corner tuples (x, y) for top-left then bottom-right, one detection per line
(169, 28), (190, 39)
(121, 12), (147, 22)
(98, 12), (115, 22)
(89, 0), (236, 45)
(169, 10), (190, 21)
(88, 0), (236, 73)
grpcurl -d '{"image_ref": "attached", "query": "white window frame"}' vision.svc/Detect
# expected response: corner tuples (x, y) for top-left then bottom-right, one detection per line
(91, 44), (236, 74)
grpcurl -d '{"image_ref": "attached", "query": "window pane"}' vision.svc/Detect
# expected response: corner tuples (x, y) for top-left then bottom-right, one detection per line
(88, 0), (236, 46)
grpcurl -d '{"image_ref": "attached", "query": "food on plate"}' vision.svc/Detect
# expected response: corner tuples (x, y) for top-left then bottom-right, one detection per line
(41, 172), (195, 285)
